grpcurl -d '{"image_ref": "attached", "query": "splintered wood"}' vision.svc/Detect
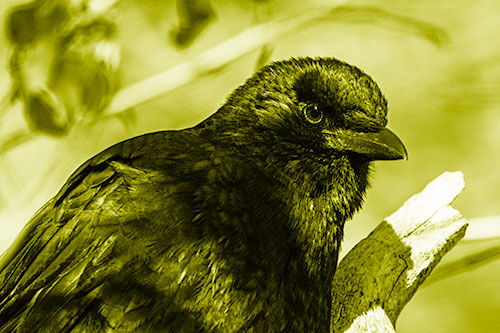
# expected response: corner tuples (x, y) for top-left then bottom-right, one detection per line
(331, 172), (468, 332)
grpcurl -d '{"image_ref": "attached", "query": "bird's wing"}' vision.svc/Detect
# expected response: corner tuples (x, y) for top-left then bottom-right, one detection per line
(0, 130), (249, 331)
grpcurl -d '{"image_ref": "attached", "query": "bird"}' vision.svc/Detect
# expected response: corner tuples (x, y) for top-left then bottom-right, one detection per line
(0, 57), (407, 332)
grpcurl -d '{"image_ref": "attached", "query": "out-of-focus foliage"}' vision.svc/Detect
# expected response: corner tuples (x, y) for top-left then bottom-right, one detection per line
(5, 0), (120, 135)
(1, 0), (452, 140)
(255, 43), (273, 69)
(326, 5), (449, 46)
(170, 0), (216, 48)
(0, 0), (499, 331)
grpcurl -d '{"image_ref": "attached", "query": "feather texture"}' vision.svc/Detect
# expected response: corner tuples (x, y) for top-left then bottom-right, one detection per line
(0, 57), (406, 331)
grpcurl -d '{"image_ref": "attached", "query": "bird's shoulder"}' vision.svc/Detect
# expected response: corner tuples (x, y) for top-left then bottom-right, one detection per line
(0, 129), (283, 331)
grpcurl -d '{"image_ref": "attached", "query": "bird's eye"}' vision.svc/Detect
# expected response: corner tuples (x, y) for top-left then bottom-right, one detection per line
(303, 104), (323, 124)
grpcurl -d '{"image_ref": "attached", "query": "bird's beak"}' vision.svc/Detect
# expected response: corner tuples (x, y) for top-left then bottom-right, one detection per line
(323, 127), (408, 161)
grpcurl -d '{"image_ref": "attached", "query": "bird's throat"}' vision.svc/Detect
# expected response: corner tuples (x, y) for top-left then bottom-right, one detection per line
(261, 153), (368, 329)
(273, 153), (369, 280)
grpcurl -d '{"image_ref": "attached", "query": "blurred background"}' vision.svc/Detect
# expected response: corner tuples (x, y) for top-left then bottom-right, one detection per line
(0, 0), (499, 331)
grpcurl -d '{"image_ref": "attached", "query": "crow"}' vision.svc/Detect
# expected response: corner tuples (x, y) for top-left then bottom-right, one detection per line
(0, 57), (406, 331)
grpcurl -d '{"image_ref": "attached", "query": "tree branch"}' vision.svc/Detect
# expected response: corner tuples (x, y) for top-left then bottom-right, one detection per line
(331, 171), (468, 332)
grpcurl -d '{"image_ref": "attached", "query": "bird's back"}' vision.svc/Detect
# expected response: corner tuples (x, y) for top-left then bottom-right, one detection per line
(0, 129), (293, 331)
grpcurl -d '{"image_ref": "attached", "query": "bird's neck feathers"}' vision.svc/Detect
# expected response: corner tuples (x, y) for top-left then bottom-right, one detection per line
(195, 110), (370, 279)
(270, 150), (370, 279)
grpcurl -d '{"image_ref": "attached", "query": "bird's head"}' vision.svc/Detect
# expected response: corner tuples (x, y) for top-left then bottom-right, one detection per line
(200, 56), (406, 173)
(223, 57), (406, 160)
(196, 57), (407, 275)
(197, 56), (406, 220)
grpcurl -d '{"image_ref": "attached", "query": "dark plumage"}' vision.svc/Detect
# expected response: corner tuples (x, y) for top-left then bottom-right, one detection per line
(0, 57), (406, 331)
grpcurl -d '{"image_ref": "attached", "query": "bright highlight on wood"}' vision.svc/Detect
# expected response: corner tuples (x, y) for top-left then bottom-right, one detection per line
(331, 171), (468, 332)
